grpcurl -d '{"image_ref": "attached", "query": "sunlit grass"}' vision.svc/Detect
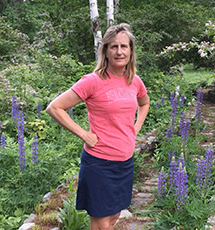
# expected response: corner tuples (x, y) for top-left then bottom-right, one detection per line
(183, 64), (215, 85)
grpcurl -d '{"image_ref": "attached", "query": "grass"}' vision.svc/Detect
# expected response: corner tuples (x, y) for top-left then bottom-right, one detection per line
(183, 64), (215, 85)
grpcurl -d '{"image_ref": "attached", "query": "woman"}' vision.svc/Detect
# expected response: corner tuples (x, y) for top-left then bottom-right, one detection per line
(46, 23), (150, 230)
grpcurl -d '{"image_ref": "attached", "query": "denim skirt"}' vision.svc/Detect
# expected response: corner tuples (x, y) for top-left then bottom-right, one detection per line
(76, 149), (134, 217)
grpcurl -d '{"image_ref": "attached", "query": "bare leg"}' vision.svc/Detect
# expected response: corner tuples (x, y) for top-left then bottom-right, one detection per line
(90, 212), (120, 230)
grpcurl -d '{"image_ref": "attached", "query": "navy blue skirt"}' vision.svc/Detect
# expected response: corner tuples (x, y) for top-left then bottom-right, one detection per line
(76, 149), (134, 217)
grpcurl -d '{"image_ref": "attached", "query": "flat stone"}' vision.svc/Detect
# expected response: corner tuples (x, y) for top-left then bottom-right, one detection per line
(140, 185), (156, 193)
(119, 209), (132, 219)
(24, 213), (37, 223)
(208, 215), (215, 225)
(203, 120), (214, 126)
(143, 180), (158, 187)
(43, 192), (52, 202)
(127, 222), (146, 230)
(131, 197), (154, 209)
(56, 183), (65, 190)
(18, 223), (35, 230)
(136, 192), (154, 199)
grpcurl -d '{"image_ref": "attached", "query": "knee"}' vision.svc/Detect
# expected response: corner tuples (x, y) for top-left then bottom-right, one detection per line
(110, 212), (120, 225)
(90, 213), (120, 230)
(90, 222), (111, 230)
(90, 217), (111, 230)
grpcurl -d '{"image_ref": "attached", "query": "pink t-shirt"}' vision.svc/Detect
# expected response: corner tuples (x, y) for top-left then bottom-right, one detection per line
(71, 72), (147, 161)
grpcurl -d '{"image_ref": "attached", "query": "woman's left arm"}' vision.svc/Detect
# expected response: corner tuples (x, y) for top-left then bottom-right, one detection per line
(134, 94), (150, 135)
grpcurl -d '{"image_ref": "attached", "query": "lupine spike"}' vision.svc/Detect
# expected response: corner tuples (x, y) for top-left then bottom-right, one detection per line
(166, 125), (172, 142)
(161, 96), (164, 106)
(32, 133), (39, 163)
(179, 94), (185, 107)
(178, 152), (185, 168)
(0, 133), (6, 148)
(175, 162), (188, 210)
(17, 111), (25, 170)
(158, 166), (166, 198)
(169, 156), (177, 192)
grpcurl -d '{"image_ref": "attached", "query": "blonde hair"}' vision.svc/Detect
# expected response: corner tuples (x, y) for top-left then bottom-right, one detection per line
(94, 23), (136, 85)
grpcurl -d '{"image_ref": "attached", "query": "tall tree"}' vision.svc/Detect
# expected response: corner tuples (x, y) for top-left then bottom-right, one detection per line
(89, 0), (102, 60)
(114, 0), (119, 15)
(106, 0), (114, 26)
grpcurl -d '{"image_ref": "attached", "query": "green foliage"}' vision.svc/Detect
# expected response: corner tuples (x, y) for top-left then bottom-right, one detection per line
(3, 1), (47, 43)
(0, 17), (30, 69)
(27, 119), (48, 139)
(59, 198), (89, 230)
(149, 195), (215, 229)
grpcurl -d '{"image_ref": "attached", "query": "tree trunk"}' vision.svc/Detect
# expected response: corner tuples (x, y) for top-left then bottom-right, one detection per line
(89, 0), (102, 60)
(106, 0), (114, 27)
(114, 0), (119, 15)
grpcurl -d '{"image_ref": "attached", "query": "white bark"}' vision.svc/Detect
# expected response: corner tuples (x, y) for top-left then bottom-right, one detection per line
(106, 0), (114, 27)
(89, 0), (102, 60)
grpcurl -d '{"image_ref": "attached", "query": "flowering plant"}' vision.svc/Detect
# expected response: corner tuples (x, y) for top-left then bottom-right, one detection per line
(157, 21), (215, 70)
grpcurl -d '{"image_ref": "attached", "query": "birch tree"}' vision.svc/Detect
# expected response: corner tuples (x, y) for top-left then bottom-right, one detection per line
(89, 0), (102, 60)
(106, 0), (114, 27)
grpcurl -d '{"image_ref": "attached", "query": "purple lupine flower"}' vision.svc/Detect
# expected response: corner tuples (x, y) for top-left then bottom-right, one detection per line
(168, 150), (173, 161)
(0, 133), (6, 148)
(178, 114), (185, 136)
(166, 125), (172, 142)
(32, 133), (39, 163)
(203, 147), (213, 189)
(168, 150), (176, 161)
(175, 163), (188, 210)
(196, 88), (203, 125)
(181, 119), (190, 143)
(17, 111), (25, 170)
(178, 152), (185, 168)
(14, 103), (19, 123)
(161, 96), (164, 106)
(37, 101), (41, 119)
(155, 102), (159, 107)
(11, 96), (19, 122)
(158, 166), (166, 198)
(195, 148), (213, 193)
(169, 156), (177, 193)
(179, 94), (185, 107)
(170, 92), (175, 104)
(69, 107), (73, 118)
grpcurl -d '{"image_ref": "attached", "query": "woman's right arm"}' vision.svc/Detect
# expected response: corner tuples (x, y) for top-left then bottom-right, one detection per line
(46, 89), (98, 147)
